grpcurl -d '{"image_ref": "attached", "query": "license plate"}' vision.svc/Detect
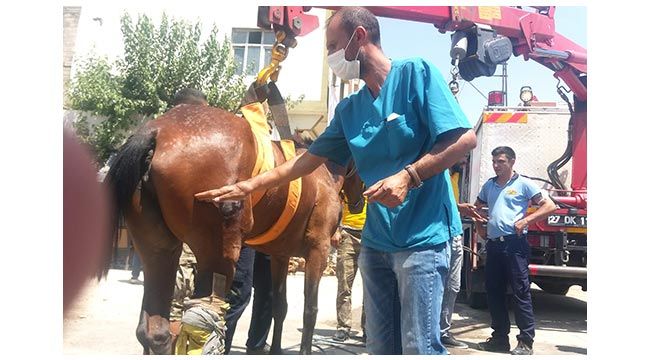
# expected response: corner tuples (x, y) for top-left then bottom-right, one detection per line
(547, 214), (587, 228)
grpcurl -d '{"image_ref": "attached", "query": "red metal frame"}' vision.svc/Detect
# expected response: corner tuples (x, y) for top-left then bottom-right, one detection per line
(258, 5), (587, 210)
(260, 6), (320, 37)
(270, 6), (587, 81)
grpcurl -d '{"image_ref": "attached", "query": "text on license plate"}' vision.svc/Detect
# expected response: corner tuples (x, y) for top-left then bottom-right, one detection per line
(547, 215), (587, 227)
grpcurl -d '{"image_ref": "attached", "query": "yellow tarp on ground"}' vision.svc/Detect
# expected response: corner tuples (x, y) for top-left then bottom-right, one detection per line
(175, 323), (213, 355)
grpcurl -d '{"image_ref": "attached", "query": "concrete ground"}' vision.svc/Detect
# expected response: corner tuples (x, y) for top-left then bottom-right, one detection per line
(63, 269), (586, 355)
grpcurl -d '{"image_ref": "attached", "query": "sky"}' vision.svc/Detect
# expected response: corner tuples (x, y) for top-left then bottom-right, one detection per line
(377, 6), (587, 125)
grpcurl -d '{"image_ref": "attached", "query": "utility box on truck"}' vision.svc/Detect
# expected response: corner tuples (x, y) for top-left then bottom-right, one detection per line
(461, 105), (587, 308)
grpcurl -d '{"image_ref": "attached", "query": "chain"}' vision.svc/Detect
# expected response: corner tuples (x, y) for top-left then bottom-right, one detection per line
(448, 56), (461, 97)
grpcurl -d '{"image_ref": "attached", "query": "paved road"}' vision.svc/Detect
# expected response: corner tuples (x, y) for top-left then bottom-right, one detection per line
(63, 269), (586, 355)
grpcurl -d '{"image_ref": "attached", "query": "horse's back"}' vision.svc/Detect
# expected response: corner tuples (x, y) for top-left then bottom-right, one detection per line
(150, 105), (254, 168)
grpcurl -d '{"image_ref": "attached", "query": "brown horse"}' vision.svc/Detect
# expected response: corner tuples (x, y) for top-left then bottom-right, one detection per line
(104, 103), (363, 355)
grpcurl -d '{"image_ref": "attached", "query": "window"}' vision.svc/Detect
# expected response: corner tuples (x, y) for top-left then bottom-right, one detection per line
(232, 29), (275, 76)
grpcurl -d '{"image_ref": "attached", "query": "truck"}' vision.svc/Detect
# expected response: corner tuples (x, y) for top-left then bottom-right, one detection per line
(461, 101), (587, 308)
(253, 5), (587, 307)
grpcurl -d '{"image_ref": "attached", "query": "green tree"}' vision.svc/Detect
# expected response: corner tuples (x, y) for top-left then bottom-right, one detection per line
(67, 13), (248, 163)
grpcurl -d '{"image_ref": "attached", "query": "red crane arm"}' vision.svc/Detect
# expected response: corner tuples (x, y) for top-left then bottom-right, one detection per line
(259, 6), (586, 100)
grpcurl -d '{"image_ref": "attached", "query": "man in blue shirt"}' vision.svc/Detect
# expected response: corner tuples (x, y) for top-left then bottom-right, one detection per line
(474, 146), (557, 355)
(195, 7), (476, 354)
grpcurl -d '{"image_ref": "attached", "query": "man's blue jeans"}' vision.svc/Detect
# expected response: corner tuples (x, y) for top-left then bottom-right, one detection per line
(359, 240), (450, 354)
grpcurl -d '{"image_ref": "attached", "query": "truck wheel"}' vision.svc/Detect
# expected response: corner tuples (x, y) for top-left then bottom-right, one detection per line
(536, 281), (570, 295)
(468, 291), (488, 309)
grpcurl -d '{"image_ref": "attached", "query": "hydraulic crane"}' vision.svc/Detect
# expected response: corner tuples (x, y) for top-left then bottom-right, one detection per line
(255, 5), (587, 210)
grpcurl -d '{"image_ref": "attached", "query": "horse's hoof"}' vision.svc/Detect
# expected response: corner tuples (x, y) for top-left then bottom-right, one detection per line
(269, 347), (283, 355)
(147, 332), (173, 354)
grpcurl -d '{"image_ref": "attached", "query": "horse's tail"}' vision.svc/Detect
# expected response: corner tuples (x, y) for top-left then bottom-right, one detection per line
(99, 129), (158, 279)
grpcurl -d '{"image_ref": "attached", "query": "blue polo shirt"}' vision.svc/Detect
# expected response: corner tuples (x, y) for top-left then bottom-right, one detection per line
(308, 58), (471, 252)
(478, 173), (542, 238)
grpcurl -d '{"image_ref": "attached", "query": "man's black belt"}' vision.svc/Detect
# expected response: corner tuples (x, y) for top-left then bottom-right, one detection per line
(488, 234), (521, 242)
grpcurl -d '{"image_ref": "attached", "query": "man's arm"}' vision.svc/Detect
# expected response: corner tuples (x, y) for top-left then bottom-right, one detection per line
(364, 128), (477, 207)
(514, 194), (558, 235)
(195, 151), (327, 203)
(412, 128), (477, 182)
(457, 203), (486, 222)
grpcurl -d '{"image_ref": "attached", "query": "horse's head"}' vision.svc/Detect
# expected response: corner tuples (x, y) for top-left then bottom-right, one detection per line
(341, 160), (365, 214)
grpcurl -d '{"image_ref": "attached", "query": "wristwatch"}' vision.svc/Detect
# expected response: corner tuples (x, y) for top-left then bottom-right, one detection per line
(404, 164), (423, 189)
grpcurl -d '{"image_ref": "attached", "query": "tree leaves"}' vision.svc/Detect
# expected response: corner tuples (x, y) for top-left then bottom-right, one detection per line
(67, 12), (248, 164)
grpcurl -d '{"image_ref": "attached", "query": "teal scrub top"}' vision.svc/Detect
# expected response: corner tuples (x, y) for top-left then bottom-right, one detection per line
(309, 58), (472, 252)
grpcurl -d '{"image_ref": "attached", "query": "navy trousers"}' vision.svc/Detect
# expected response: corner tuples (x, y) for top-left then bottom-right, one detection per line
(245, 251), (273, 350)
(485, 234), (535, 344)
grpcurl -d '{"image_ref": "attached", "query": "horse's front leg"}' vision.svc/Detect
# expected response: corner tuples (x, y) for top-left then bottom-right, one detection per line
(269, 255), (290, 355)
(300, 246), (327, 355)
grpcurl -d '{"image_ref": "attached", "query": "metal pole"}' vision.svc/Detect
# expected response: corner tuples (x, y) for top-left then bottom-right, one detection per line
(502, 63), (508, 106)
(529, 264), (587, 279)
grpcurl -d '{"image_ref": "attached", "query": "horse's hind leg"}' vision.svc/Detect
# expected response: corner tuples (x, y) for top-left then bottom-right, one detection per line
(135, 299), (150, 354)
(125, 197), (182, 354)
(269, 255), (290, 355)
(300, 245), (328, 355)
(141, 245), (181, 354)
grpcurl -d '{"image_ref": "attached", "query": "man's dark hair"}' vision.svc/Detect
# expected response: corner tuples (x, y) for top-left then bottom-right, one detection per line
(171, 88), (207, 106)
(491, 146), (516, 160)
(327, 7), (381, 46)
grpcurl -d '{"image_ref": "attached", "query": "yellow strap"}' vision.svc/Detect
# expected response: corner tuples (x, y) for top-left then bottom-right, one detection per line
(239, 104), (303, 245)
(240, 102), (274, 207)
(245, 140), (302, 246)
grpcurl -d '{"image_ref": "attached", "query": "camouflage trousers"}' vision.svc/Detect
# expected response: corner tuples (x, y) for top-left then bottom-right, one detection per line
(336, 228), (365, 333)
(170, 243), (197, 321)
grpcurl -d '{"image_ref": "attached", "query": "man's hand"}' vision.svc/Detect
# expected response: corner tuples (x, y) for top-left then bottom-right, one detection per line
(457, 203), (487, 222)
(363, 170), (410, 208)
(331, 229), (341, 248)
(514, 218), (529, 235)
(195, 181), (253, 204)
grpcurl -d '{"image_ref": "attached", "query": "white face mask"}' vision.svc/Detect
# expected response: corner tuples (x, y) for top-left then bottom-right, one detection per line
(327, 30), (361, 80)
